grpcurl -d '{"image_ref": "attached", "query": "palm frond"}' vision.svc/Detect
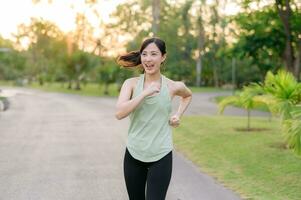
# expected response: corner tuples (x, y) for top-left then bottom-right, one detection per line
(282, 105), (301, 156)
(264, 70), (301, 103)
(218, 96), (240, 114)
(252, 95), (279, 115)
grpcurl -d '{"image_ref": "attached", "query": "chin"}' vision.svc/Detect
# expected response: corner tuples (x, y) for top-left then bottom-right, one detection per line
(144, 68), (159, 74)
(145, 70), (157, 75)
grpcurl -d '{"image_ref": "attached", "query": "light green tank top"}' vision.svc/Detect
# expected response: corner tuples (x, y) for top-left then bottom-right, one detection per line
(127, 73), (173, 162)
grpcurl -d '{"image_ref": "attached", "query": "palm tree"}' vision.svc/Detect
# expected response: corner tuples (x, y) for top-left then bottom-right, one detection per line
(282, 105), (301, 155)
(260, 70), (301, 120)
(254, 70), (301, 155)
(219, 83), (263, 131)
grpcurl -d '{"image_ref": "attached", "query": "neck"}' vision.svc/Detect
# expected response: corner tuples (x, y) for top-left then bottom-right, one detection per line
(144, 72), (161, 83)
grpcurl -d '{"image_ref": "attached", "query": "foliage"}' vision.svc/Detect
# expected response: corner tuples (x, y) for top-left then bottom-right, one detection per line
(282, 106), (301, 155)
(220, 70), (301, 155)
(261, 70), (301, 119)
(219, 83), (264, 130)
(0, 37), (27, 80)
(231, 8), (285, 76)
(1, 0), (301, 88)
(231, 1), (301, 79)
(257, 70), (301, 155)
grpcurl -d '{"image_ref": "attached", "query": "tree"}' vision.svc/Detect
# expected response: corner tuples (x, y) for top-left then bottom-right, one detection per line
(282, 105), (301, 155)
(237, 0), (301, 79)
(232, 8), (285, 80)
(195, 1), (206, 86)
(0, 37), (26, 81)
(219, 83), (264, 130)
(275, 0), (295, 74)
(152, 0), (161, 35)
(249, 70), (301, 155)
(14, 18), (66, 85)
(67, 50), (96, 90)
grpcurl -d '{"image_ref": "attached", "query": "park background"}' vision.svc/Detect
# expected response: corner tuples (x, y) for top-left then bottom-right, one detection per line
(0, 0), (301, 199)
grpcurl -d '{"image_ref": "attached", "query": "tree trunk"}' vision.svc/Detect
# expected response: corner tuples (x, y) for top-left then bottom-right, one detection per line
(295, 38), (301, 81)
(104, 83), (109, 95)
(196, 55), (202, 87)
(38, 76), (44, 86)
(75, 78), (81, 90)
(275, 0), (295, 76)
(247, 109), (250, 131)
(212, 1), (220, 87)
(152, 0), (160, 35)
(196, 5), (205, 87)
(213, 63), (219, 87)
(68, 80), (72, 89)
(232, 58), (236, 95)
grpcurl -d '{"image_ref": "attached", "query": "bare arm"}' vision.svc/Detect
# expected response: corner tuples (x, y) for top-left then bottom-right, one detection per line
(115, 78), (160, 120)
(169, 81), (192, 127)
(174, 82), (192, 117)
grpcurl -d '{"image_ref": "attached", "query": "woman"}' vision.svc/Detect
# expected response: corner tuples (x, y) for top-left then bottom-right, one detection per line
(115, 37), (192, 200)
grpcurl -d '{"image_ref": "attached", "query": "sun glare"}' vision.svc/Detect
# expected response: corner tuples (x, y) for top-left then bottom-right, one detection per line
(0, 0), (125, 39)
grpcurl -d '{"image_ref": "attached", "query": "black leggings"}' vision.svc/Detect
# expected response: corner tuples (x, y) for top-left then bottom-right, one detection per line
(123, 149), (172, 200)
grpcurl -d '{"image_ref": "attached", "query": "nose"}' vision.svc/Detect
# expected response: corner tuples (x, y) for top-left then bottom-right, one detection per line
(144, 54), (152, 62)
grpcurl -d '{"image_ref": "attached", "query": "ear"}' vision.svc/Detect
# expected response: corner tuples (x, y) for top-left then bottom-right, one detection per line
(161, 53), (167, 63)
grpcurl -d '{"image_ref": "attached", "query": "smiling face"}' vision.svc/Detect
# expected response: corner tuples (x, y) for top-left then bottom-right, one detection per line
(141, 43), (166, 75)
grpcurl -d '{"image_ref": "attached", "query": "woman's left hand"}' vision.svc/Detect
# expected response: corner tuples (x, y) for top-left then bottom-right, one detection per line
(169, 114), (180, 128)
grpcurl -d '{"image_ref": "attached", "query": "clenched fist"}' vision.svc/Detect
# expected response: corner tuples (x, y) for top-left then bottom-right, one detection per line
(169, 114), (180, 128)
(143, 82), (160, 97)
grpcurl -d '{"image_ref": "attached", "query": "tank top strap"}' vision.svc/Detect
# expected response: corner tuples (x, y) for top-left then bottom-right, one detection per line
(161, 75), (171, 101)
(133, 74), (144, 98)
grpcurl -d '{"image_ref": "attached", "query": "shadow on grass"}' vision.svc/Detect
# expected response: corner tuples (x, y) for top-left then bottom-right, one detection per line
(234, 128), (271, 132)
(269, 142), (288, 150)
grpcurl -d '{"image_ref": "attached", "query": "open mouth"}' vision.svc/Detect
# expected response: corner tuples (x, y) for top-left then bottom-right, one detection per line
(144, 63), (155, 70)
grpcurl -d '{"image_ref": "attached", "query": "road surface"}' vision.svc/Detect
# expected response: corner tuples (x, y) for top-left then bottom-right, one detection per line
(0, 87), (252, 200)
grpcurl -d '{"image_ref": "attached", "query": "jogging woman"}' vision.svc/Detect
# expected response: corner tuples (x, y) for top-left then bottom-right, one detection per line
(115, 37), (192, 200)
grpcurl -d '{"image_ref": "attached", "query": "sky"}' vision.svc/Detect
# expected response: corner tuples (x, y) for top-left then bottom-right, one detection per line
(0, 0), (241, 40)
(0, 0), (125, 39)
(0, 0), (241, 55)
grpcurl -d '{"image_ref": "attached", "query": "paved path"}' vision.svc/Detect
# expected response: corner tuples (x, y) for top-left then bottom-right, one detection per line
(0, 87), (266, 200)
(174, 91), (270, 117)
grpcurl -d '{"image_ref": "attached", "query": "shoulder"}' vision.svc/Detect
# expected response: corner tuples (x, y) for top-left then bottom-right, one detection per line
(164, 77), (185, 91)
(121, 76), (140, 90)
(164, 77), (192, 97)
(123, 76), (140, 86)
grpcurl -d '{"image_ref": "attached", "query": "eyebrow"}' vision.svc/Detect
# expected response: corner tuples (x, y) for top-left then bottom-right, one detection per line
(142, 50), (159, 53)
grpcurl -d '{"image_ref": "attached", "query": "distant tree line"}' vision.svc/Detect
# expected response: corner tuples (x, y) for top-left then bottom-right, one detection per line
(0, 0), (300, 90)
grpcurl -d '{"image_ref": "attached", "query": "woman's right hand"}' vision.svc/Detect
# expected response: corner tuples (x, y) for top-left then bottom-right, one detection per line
(143, 82), (160, 97)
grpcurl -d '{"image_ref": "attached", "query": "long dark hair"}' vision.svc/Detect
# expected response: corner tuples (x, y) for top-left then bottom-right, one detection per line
(117, 37), (166, 68)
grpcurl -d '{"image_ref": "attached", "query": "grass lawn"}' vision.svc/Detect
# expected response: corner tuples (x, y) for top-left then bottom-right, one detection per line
(0, 81), (120, 97)
(173, 115), (301, 200)
(0, 80), (14, 86)
(27, 82), (120, 97)
(1, 81), (233, 97)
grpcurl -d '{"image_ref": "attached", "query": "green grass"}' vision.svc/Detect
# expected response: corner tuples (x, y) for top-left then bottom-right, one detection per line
(1, 80), (234, 96)
(27, 82), (120, 97)
(174, 116), (301, 200)
(0, 80), (14, 86)
(0, 80), (120, 97)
